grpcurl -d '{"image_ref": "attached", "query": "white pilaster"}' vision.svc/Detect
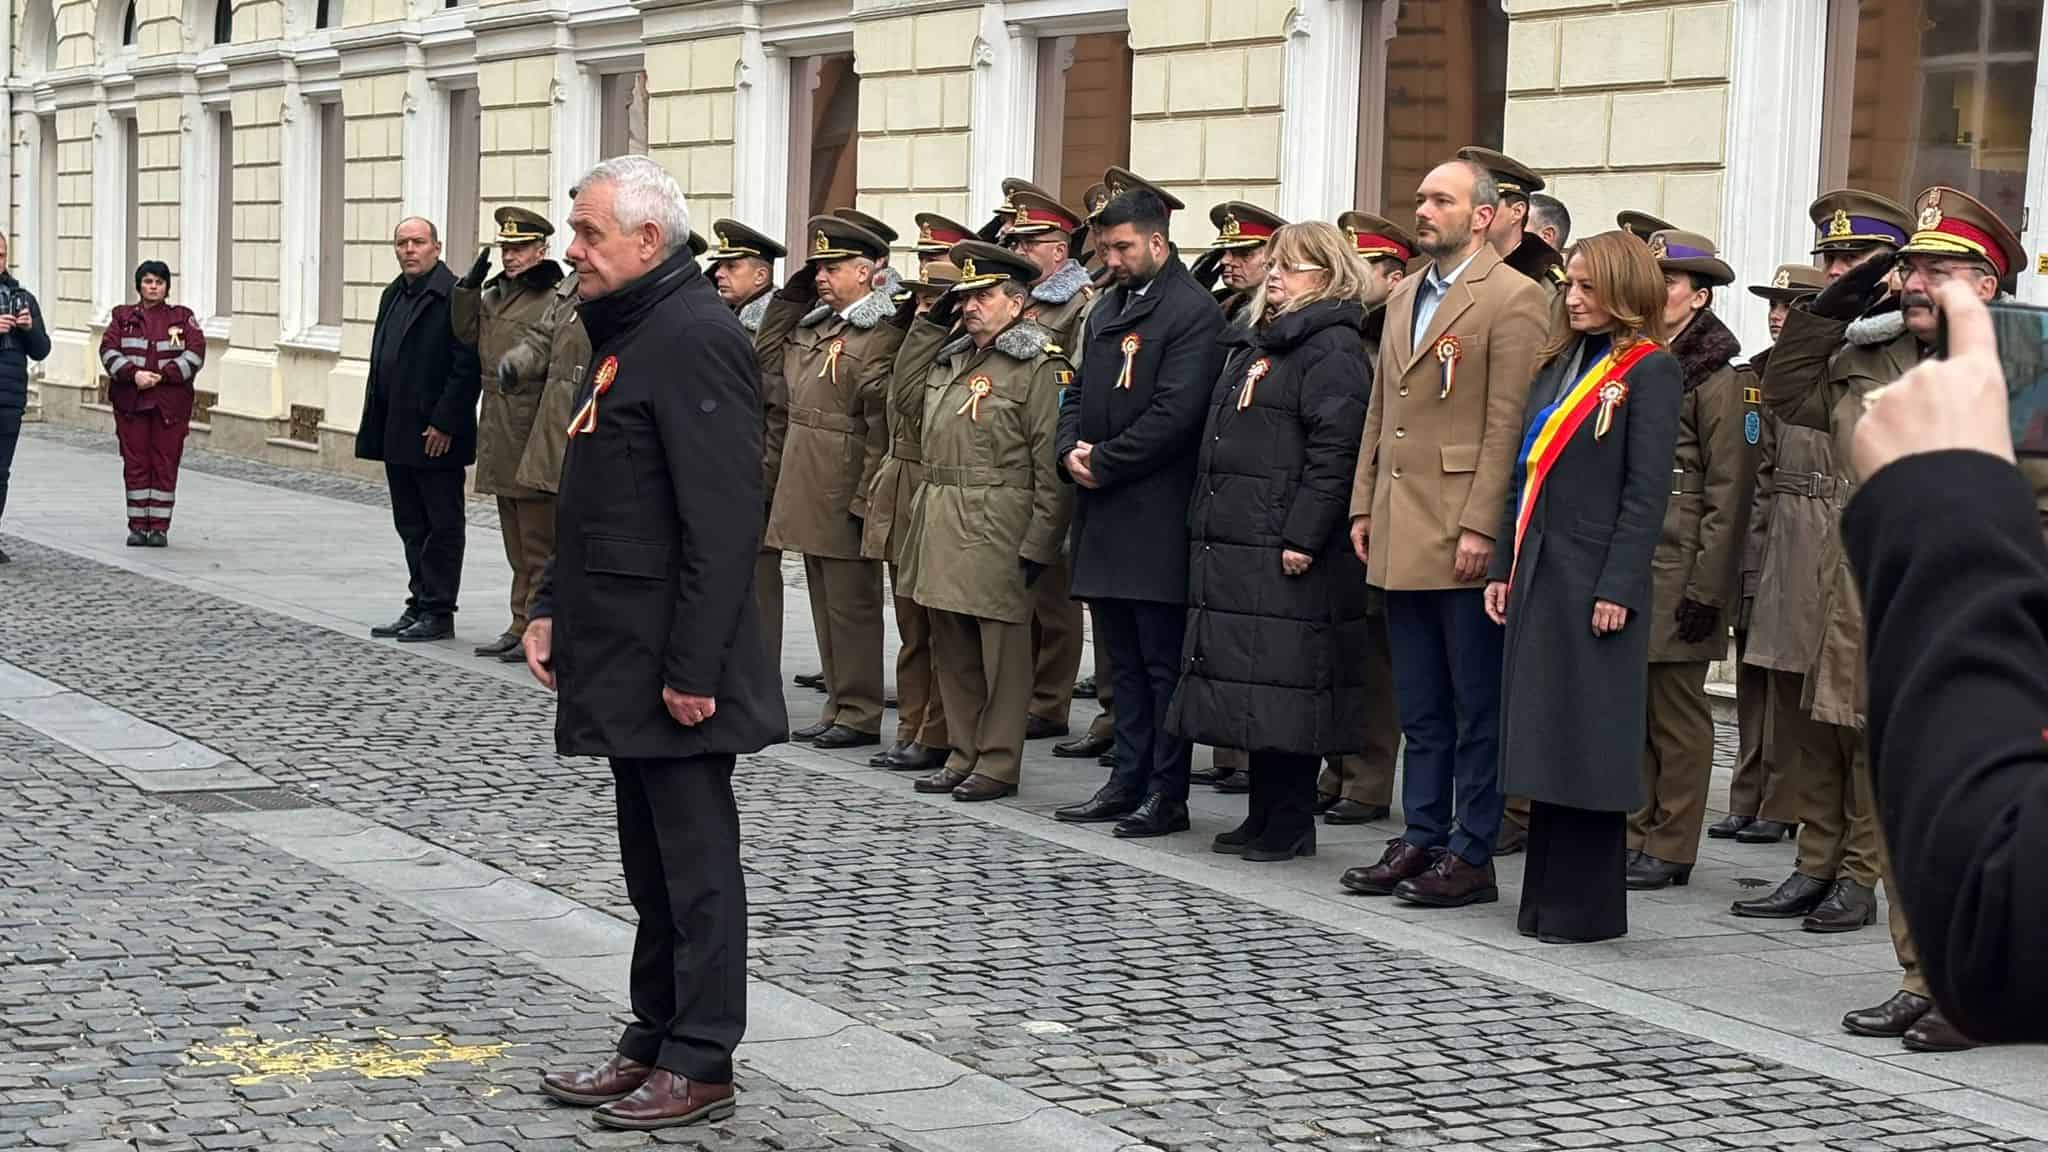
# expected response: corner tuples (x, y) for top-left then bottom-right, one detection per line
(966, 0), (1035, 225)
(1720, 0), (1828, 355)
(1278, 0), (1361, 223)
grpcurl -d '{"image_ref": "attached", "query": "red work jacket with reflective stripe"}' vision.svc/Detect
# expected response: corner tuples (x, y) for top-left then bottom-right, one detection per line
(100, 303), (206, 420)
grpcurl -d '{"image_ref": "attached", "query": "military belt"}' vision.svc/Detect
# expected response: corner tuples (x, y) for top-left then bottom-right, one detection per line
(790, 406), (860, 434)
(924, 464), (1031, 487)
(1775, 472), (1845, 499)
(1670, 469), (1707, 496)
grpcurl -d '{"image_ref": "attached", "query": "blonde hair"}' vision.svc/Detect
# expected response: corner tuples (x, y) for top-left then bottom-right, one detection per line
(1540, 229), (1670, 361)
(1248, 221), (1370, 326)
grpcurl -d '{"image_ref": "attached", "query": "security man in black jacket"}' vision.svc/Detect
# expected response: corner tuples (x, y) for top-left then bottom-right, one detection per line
(0, 233), (50, 562)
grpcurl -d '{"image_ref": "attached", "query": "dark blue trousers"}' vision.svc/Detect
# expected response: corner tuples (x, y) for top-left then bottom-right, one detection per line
(1385, 586), (1504, 865)
(1093, 597), (1191, 803)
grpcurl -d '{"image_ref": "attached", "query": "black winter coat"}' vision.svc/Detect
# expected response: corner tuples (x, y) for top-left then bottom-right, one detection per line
(0, 275), (50, 413)
(529, 251), (787, 760)
(1057, 254), (1226, 604)
(355, 262), (482, 469)
(1166, 299), (1375, 755)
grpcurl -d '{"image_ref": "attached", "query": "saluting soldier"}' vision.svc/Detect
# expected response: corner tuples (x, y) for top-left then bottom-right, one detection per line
(1717, 262), (1826, 843)
(1626, 230), (1756, 889)
(452, 207), (568, 662)
(1458, 146), (1566, 298)
(705, 220), (793, 673)
(862, 244), (964, 776)
(1762, 187), (2019, 1054)
(914, 213), (976, 266)
(1735, 190), (1911, 921)
(1309, 211), (1419, 824)
(760, 216), (906, 749)
(893, 241), (1072, 801)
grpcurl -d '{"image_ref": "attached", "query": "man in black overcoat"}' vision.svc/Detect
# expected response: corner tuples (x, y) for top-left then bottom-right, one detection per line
(526, 155), (786, 1131)
(1052, 173), (1226, 838)
(356, 216), (482, 642)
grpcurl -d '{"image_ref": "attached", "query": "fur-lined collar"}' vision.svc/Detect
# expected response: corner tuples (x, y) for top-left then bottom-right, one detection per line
(1846, 309), (1907, 347)
(939, 320), (1059, 364)
(737, 293), (769, 334)
(801, 288), (894, 330)
(873, 265), (904, 300)
(1032, 260), (1091, 306)
(493, 259), (565, 294)
(1670, 308), (1741, 393)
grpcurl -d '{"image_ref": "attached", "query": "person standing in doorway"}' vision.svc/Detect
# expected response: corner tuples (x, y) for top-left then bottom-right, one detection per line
(357, 217), (481, 643)
(453, 207), (565, 662)
(101, 260), (203, 547)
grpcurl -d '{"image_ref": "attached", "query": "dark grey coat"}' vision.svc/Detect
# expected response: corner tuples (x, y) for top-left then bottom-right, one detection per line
(1167, 299), (1373, 754)
(1056, 253), (1226, 604)
(1488, 336), (1682, 812)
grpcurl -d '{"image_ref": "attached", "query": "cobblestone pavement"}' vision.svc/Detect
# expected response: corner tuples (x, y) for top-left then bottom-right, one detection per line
(0, 534), (2039, 1152)
(0, 715), (922, 1151)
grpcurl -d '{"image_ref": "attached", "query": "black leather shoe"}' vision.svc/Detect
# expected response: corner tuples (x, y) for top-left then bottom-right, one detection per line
(1842, 990), (1932, 1038)
(395, 614), (454, 642)
(1024, 715), (1070, 740)
(127, 530), (148, 547)
(1210, 770), (1250, 794)
(793, 672), (825, 690)
(1097, 752), (1115, 768)
(1244, 823), (1316, 862)
(1625, 854), (1694, 890)
(1903, 1008), (1977, 1052)
(1735, 818), (1796, 843)
(897, 744), (951, 772)
(1055, 788), (1138, 824)
(1113, 795), (1189, 838)
(913, 768), (968, 794)
(789, 719), (834, 742)
(1314, 792), (1339, 814)
(1706, 814), (1753, 839)
(870, 740), (913, 767)
(371, 610), (420, 639)
(1324, 799), (1389, 825)
(146, 531), (168, 547)
(1072, 675), (1096, 699)
(952, 773), (1015, 802)
(497, 645), (528, 663)
(475, 632), (523, 658)
(1731, 872), (1830, 918)
(1802, 878), (1877, 932)
(811, 725), (880, 750)
(1052, 731), (1113, 758)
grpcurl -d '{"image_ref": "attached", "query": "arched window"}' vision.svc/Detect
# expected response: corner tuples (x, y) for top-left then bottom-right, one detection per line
(315, 0), (330, 28)
(213, 0), (232, 44)
(121, 0), (135, 45)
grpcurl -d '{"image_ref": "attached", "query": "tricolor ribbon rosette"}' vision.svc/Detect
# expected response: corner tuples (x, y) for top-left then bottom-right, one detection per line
(1435, 334), (1462, 400)
(1237, 357), (1270, 411)
(1594, 379), (1628, 440)
(566, 356), (619, 437)
(819, 337), (846, 385)
(1116, 332), (1141, 390)
(957, 374), (994, 422)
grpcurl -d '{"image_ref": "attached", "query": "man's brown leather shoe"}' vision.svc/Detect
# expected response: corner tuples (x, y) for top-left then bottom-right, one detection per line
(1902, 1008), (1978, 1053)
(1339, 840), (1434, 896)
(913, 768), (968, 794)
(952, 773), (1016, 802)
(1395, 853), (1499, 907)
(592, 1070), (736, 1130)
(1494, 820), (1527, 856)
(1841, 990), (1931, 1038)
(539, 1054), (654, 1106)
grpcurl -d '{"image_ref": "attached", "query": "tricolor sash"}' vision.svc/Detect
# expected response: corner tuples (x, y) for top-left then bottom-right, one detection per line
(1508, 340), (1660, 585)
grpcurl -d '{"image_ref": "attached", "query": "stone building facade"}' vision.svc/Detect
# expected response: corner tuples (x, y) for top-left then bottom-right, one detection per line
(4, 0), (2041, 470)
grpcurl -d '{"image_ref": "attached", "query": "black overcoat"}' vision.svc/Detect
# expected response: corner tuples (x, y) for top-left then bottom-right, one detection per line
(1056, 253), (1226, 604)
(1488, 336), (1682, 812)
(529, 251), (787, 760)
(355, 262), (482, 469)
(1166, 299), (1374, 755)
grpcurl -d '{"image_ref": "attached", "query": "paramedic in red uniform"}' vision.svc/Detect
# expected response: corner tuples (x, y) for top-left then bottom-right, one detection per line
(100, 260), (205, 547)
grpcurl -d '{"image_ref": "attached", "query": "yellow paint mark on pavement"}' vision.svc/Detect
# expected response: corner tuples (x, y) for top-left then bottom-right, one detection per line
(187, 1027), (514, 1085)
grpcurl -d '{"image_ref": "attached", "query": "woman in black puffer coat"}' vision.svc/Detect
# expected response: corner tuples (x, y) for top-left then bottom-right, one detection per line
(1166, 221), (1375, 862)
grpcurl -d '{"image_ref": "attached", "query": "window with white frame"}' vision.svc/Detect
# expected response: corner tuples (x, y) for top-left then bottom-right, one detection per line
(123, 116), (140, 286)
(1033, 33), (1132, 212)
(215, 109), (233, 318)
(36, 115), (56, 295)
(445, 87), (482, 260)
(785, 53), (859, 247)
(599, 71), (649, 158)
(317, 100), (344, 328)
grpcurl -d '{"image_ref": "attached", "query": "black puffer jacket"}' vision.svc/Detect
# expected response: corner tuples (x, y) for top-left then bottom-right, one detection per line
(0, 275), (51, 413)
(1166, 298), (1374, 755)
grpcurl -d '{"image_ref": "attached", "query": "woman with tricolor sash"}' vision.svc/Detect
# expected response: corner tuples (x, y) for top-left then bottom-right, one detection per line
(1482, 231), (1683, 943)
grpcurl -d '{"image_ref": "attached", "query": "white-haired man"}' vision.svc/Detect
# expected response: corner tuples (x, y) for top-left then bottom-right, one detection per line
(528, 155), (787, 1130)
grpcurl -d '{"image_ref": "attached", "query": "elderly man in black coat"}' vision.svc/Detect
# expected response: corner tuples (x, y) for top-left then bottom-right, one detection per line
(526, 155), (785, 1132)
(357, 216), (482, 642)
(1053, 178), (1227, 838)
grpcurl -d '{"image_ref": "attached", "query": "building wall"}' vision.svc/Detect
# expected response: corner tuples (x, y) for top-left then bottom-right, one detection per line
(1128, 0), (1287, 248)
(1503, 0), (1734, 241)
(852, 5), (975, 269)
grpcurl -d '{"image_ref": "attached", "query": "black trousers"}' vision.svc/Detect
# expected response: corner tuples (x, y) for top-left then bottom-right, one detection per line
(1093, 597), (1190, 803)
(612, 754), (747, 1083)
(0, 404), (21, 523)
(1519, 800), (1628, 943)
(384, 463), (466, 615)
